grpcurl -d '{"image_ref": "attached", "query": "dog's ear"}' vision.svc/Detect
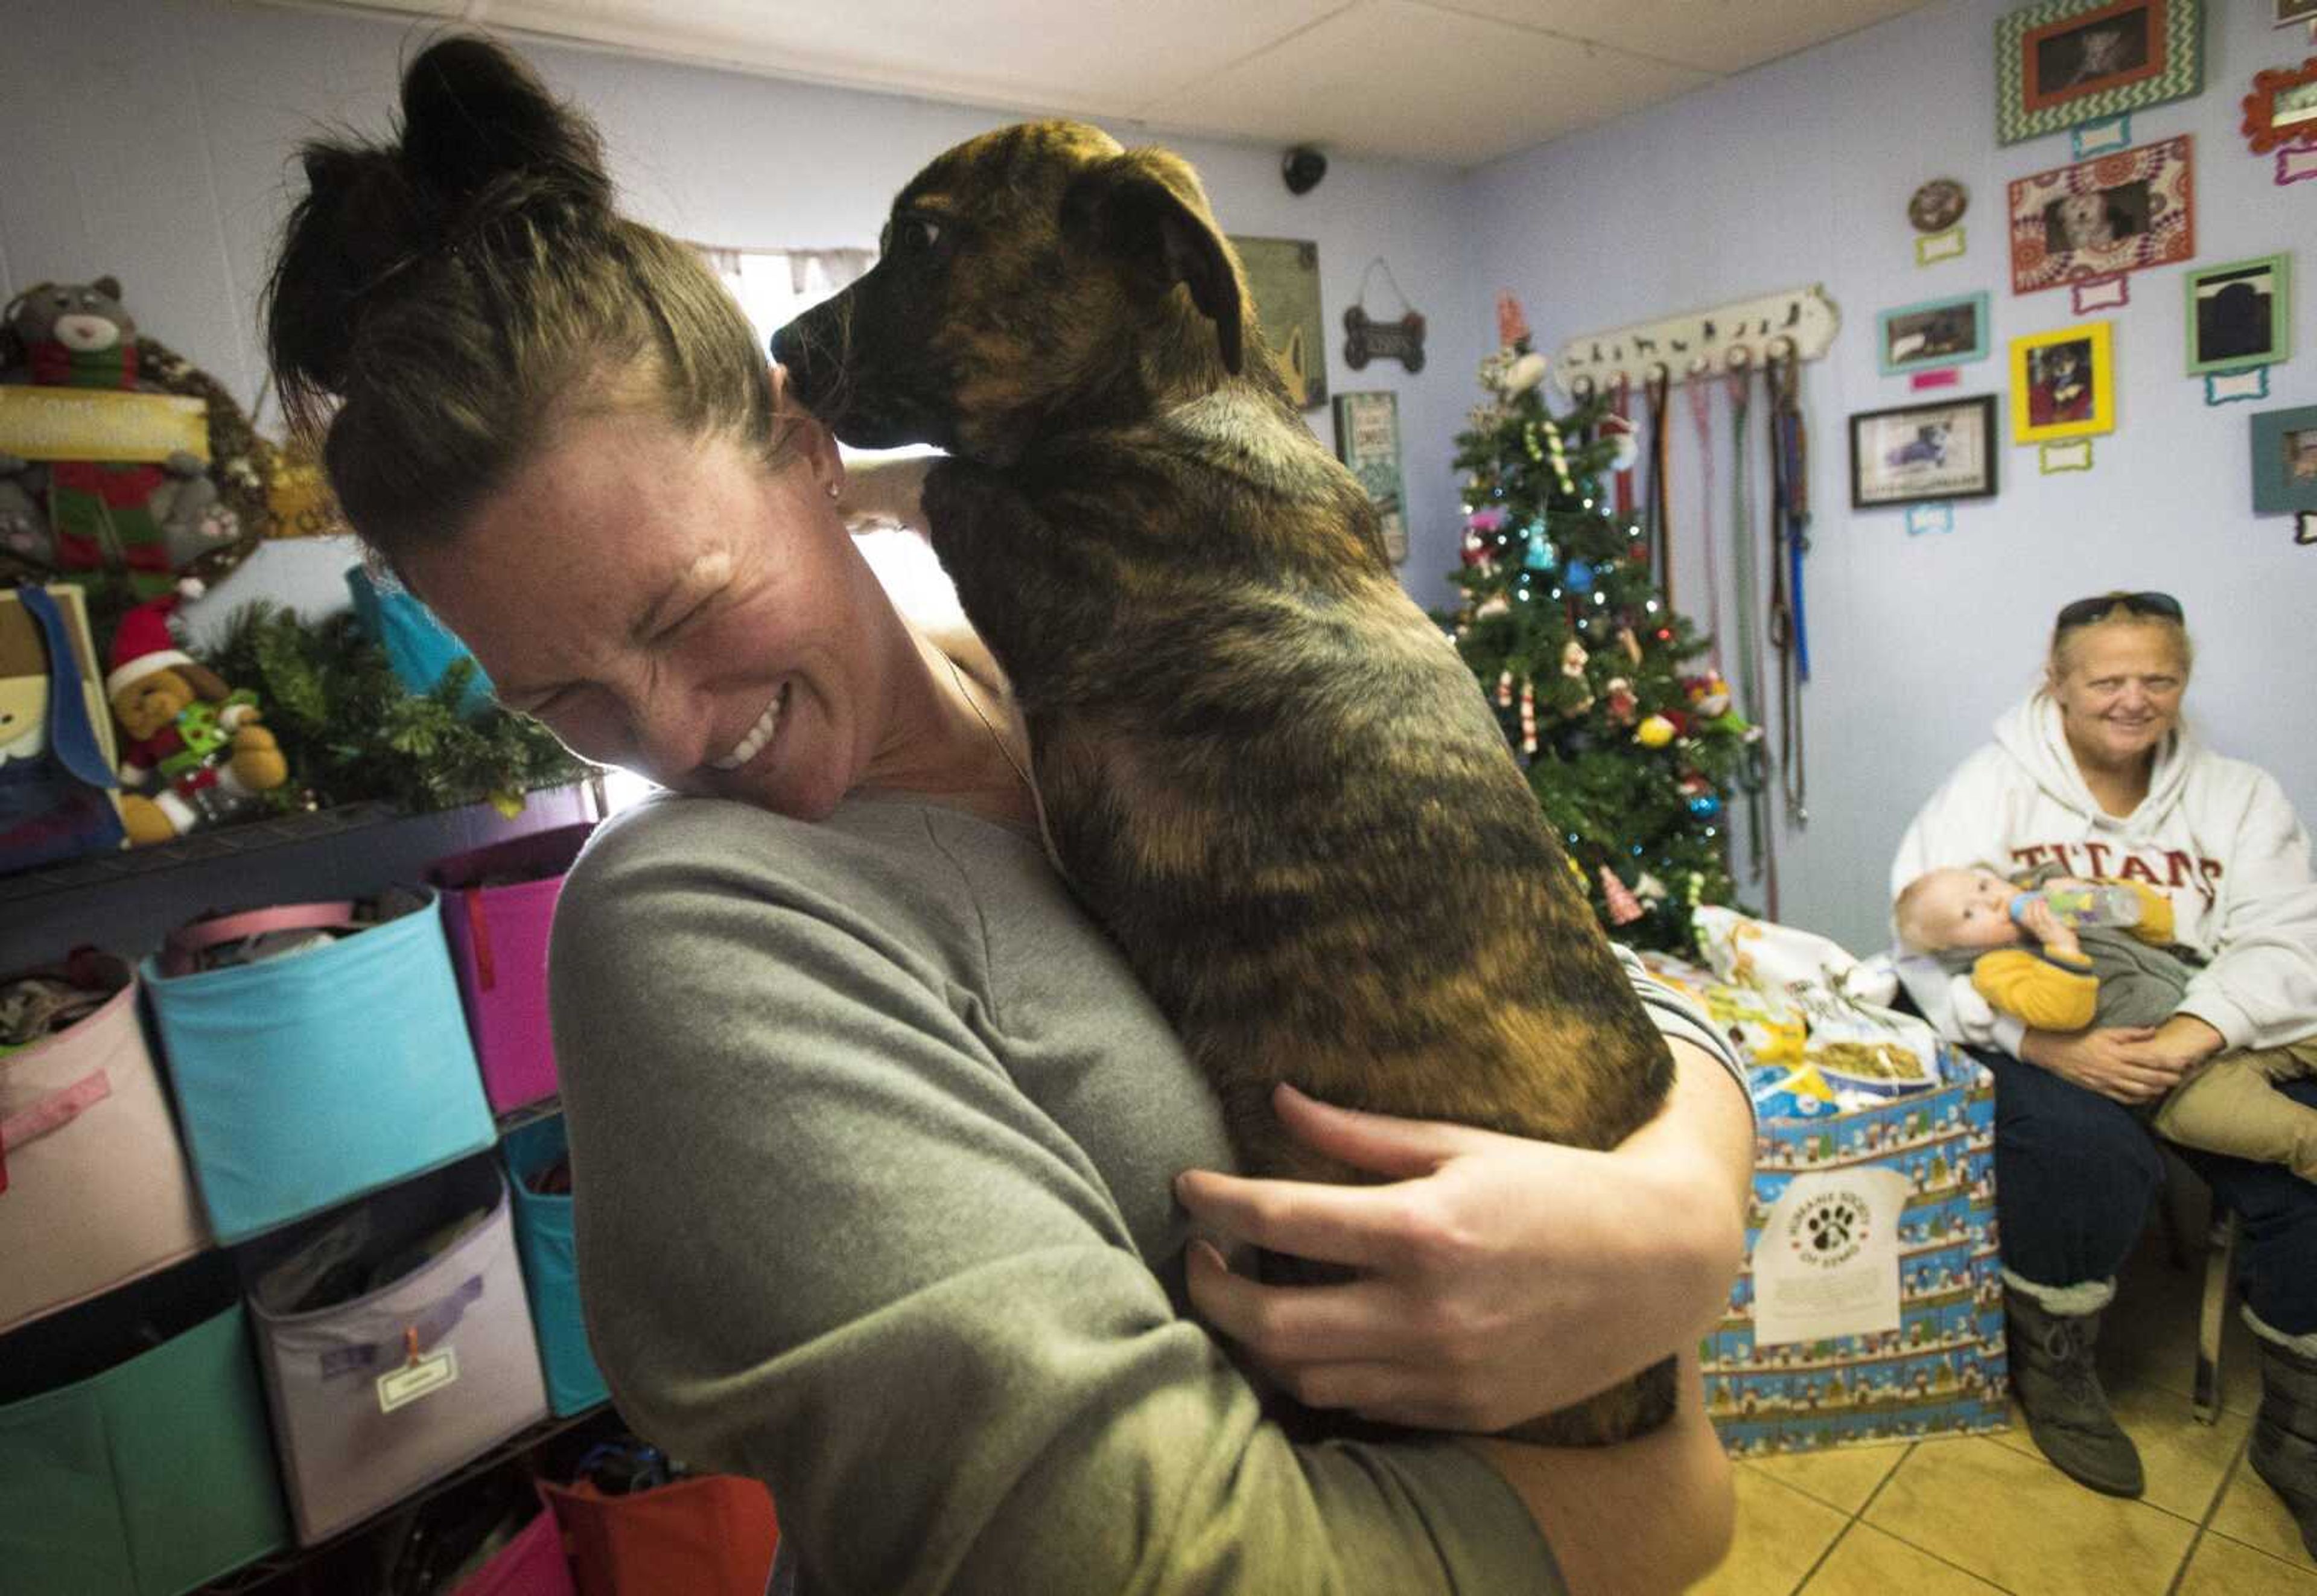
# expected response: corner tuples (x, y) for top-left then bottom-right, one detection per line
(1063, 150), (1244, 376)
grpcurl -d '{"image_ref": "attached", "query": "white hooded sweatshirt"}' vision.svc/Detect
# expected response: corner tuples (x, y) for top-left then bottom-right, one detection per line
(1892, 693), (2317, 1057)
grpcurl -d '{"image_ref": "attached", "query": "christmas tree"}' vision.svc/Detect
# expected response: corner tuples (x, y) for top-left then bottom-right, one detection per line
(1438, 295), (1751, 953)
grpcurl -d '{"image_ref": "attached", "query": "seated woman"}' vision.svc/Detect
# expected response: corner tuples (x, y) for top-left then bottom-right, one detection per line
(264, 35), (1755, 1594)
(1892, 593), (2317, 1551)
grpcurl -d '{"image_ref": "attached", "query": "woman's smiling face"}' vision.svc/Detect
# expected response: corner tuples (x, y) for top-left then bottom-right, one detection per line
(405, 405), (901, 820)
(2049, 620), (2188, 776)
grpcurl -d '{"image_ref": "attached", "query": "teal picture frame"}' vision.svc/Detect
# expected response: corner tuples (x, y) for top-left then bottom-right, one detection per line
(1877, 292), (1992, 376)
(2185, 254), (2291, 375)
(2249, 404), (2317, 514)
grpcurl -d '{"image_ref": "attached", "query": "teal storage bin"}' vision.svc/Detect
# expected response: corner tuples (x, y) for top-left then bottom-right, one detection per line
(142, 891), (497, 1243)
(503, 1115), (609, 1416)
(0, 1253), (288, 1596)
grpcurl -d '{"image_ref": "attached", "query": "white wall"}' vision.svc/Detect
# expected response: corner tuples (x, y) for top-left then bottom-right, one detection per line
(1469, 0), (2317, 956)
(0, 0), (1487, 623)
(5, 0), (2309, 959)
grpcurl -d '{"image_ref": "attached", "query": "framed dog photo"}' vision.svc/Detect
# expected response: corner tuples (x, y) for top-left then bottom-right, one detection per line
(1849, 396), (1999, 509)
(2185, 255), (2292, 376)
(2011, 322), (2115, 442)
(2007, 135), (2193, 294)
(1232, 236), (1327, 410)
(1877, 293), (1992, 376)
(2249, 404), (2317, 515)
(1996, 0), (2202, 146)
(2243, 59), (2317, 155)
(1332, 390), (1408, 564)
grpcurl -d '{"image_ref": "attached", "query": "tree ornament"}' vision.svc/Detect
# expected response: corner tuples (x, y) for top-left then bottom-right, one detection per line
(1475, 594), (1510, 618)
(1603, 676), (1638, 725)
(1564, 559), (1597, 594)
(1634, 871), (1669, 902)
(1497, 291), (1533, 350)
(1683, 672), (1732, 719)
(1616, 626), (1643, 665)
(1498, 351), (1549, 396)
(1519, 677), (1538, 755)
(1560, 638), (1589, 678)
(1686, 792), (1724, 819)
(1467, 504), (1509, 534)
(1496, 669), (1515, 708)
(1461, 529), (1495, 569)
(1598, 865), (1645, 926)
(1635, 714), (1677, 748)
(1598, 412), (1641, 474)
(1523, 529), (1556, 570)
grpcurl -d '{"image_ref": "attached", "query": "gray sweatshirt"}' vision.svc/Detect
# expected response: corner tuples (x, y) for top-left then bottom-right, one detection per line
(548, 793), (1744, 1595)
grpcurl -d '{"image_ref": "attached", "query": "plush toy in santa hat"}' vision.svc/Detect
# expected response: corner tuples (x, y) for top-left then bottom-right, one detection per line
(106, 587), (288, 845)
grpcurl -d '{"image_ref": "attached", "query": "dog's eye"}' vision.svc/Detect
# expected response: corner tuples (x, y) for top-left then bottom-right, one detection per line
(895, 217), (942, 252)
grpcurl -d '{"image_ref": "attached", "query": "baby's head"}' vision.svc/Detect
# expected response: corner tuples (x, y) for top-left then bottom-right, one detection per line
(1896, 866), (2022, 954)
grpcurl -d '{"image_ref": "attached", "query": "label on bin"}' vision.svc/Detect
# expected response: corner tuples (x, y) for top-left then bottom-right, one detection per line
(1752, 1168), (1909, 1348)
(377, 1346), (459, 1413)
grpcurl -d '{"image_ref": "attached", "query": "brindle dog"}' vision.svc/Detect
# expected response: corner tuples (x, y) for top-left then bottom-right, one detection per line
(773, 122), (1677, 1446)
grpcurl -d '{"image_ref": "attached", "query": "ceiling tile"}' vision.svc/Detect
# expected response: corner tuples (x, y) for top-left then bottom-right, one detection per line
(472, 0), (1345, 119)
(1137, 0), (1714, 167)
(1442, 0), (1930, 74)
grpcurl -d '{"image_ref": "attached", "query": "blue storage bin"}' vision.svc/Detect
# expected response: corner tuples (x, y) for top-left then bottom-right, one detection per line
(0, 1253), (289, 1596)
(503, 1114), (609, 1416)
(142, 891), (496, 1243)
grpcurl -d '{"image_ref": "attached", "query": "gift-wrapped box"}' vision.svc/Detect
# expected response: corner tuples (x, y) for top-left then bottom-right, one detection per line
(1644, 941), (2011, 1458)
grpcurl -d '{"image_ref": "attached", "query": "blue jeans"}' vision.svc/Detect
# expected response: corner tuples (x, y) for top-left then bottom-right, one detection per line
(1975, 1046), (2317, 1337)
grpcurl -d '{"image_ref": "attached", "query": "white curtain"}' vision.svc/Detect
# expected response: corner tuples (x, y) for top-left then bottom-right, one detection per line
(691, 245), (876, 346)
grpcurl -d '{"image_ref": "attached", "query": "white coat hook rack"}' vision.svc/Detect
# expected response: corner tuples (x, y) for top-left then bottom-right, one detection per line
(1555, 285), (1840, 401)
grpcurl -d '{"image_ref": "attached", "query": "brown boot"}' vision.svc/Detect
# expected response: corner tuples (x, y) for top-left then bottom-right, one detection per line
(2251, 1338), (2317, 1560)
(2006, 1292), (2144, 1498)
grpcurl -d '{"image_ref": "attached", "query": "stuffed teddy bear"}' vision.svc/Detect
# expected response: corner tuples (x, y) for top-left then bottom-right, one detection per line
(0, 278), (232, 597)
(104, 591), (287, 845)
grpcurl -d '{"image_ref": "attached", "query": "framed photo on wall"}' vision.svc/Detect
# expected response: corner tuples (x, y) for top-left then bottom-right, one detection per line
(2007, 135), (2193, 294)
(1849, 396), (2000, 509)
(2010, 323), (2116, 442)
(1332, 390), (1408, 563)
(2242, 59), (2317, 155)
(1876, 293), (1993, 375)
(2185, 255), (2292, 375)
(1995, 0), (2202, 145)
(1231, 236), (1326, 410)
(2249, 404), (2317, 514)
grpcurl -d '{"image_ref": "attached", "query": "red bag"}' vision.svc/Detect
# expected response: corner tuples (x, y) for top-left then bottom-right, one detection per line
(450, 1504), (577, 1596)
(539, 1474), (778, 1596)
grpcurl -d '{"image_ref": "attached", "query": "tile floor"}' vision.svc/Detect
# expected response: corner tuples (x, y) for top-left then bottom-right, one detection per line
(1699, 1239), (2316, 1595)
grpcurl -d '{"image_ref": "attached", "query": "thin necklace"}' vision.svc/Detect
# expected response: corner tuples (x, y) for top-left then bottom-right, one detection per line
(946, 652), (1035, 794)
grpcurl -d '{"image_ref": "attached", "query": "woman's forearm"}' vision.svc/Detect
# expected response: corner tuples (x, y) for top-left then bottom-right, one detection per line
(1623, 1038), (1755, 1238)
(1467, 1349), (1735, 1596)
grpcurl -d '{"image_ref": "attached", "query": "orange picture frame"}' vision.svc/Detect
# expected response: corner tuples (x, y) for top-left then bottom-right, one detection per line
(2243, 57), (2317, 155)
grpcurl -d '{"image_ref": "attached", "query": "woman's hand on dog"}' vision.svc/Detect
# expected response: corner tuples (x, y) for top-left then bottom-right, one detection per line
(1173, 1040), (1750, 1434)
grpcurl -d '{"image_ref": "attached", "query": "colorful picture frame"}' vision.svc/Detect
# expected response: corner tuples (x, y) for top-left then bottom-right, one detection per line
(2007, 135), (2193, 294)
(2010, 323), (2116, 442)
(1332, 390), (1408, 564)
(1849, 396), (2000, 509)
(2278, 1), (2317, 27)
(1877, 293), (1993, 375)
(2249, 404), (2317, 513)
(1997, 0), (2203, 146)
(1231, 236), (1326, 410)
(2185, 255), (2292, 375)
(2242, 59), (2317, 155)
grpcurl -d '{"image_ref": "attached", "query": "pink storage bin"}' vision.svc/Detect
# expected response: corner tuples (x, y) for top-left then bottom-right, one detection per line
(428, 824), (596, 1113)
(0, 953), (209, 1335)
(452, 1500), (579, 1596)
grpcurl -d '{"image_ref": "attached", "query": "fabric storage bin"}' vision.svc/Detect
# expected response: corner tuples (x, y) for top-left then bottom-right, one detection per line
(503, 1114), (609, 1416)
(541, 1474), (779, 1596)
(0, 1252), (288, 1596)
(0, 953), (208, 1335)
(450, 1501), (579, 1596)
(141, 889), (496, 1242)
(428, 824), (596, 1112)
(243, 1155), (550, 1545)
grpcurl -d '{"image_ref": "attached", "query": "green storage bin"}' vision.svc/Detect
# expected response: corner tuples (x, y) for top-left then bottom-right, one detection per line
(0, 1253), (289, 1596)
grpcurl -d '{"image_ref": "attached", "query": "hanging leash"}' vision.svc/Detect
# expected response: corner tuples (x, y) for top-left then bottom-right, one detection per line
(1609, 375), (1636, 523)
(1643, 369), (1673, 608)
(1724, 365), (1776, 913)
(1681, 377), (1726, 675)
(1767, 346), (1811, 828)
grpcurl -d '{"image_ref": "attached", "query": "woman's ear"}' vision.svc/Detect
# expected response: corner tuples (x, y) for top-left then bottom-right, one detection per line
(769, 361), (844, 498)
